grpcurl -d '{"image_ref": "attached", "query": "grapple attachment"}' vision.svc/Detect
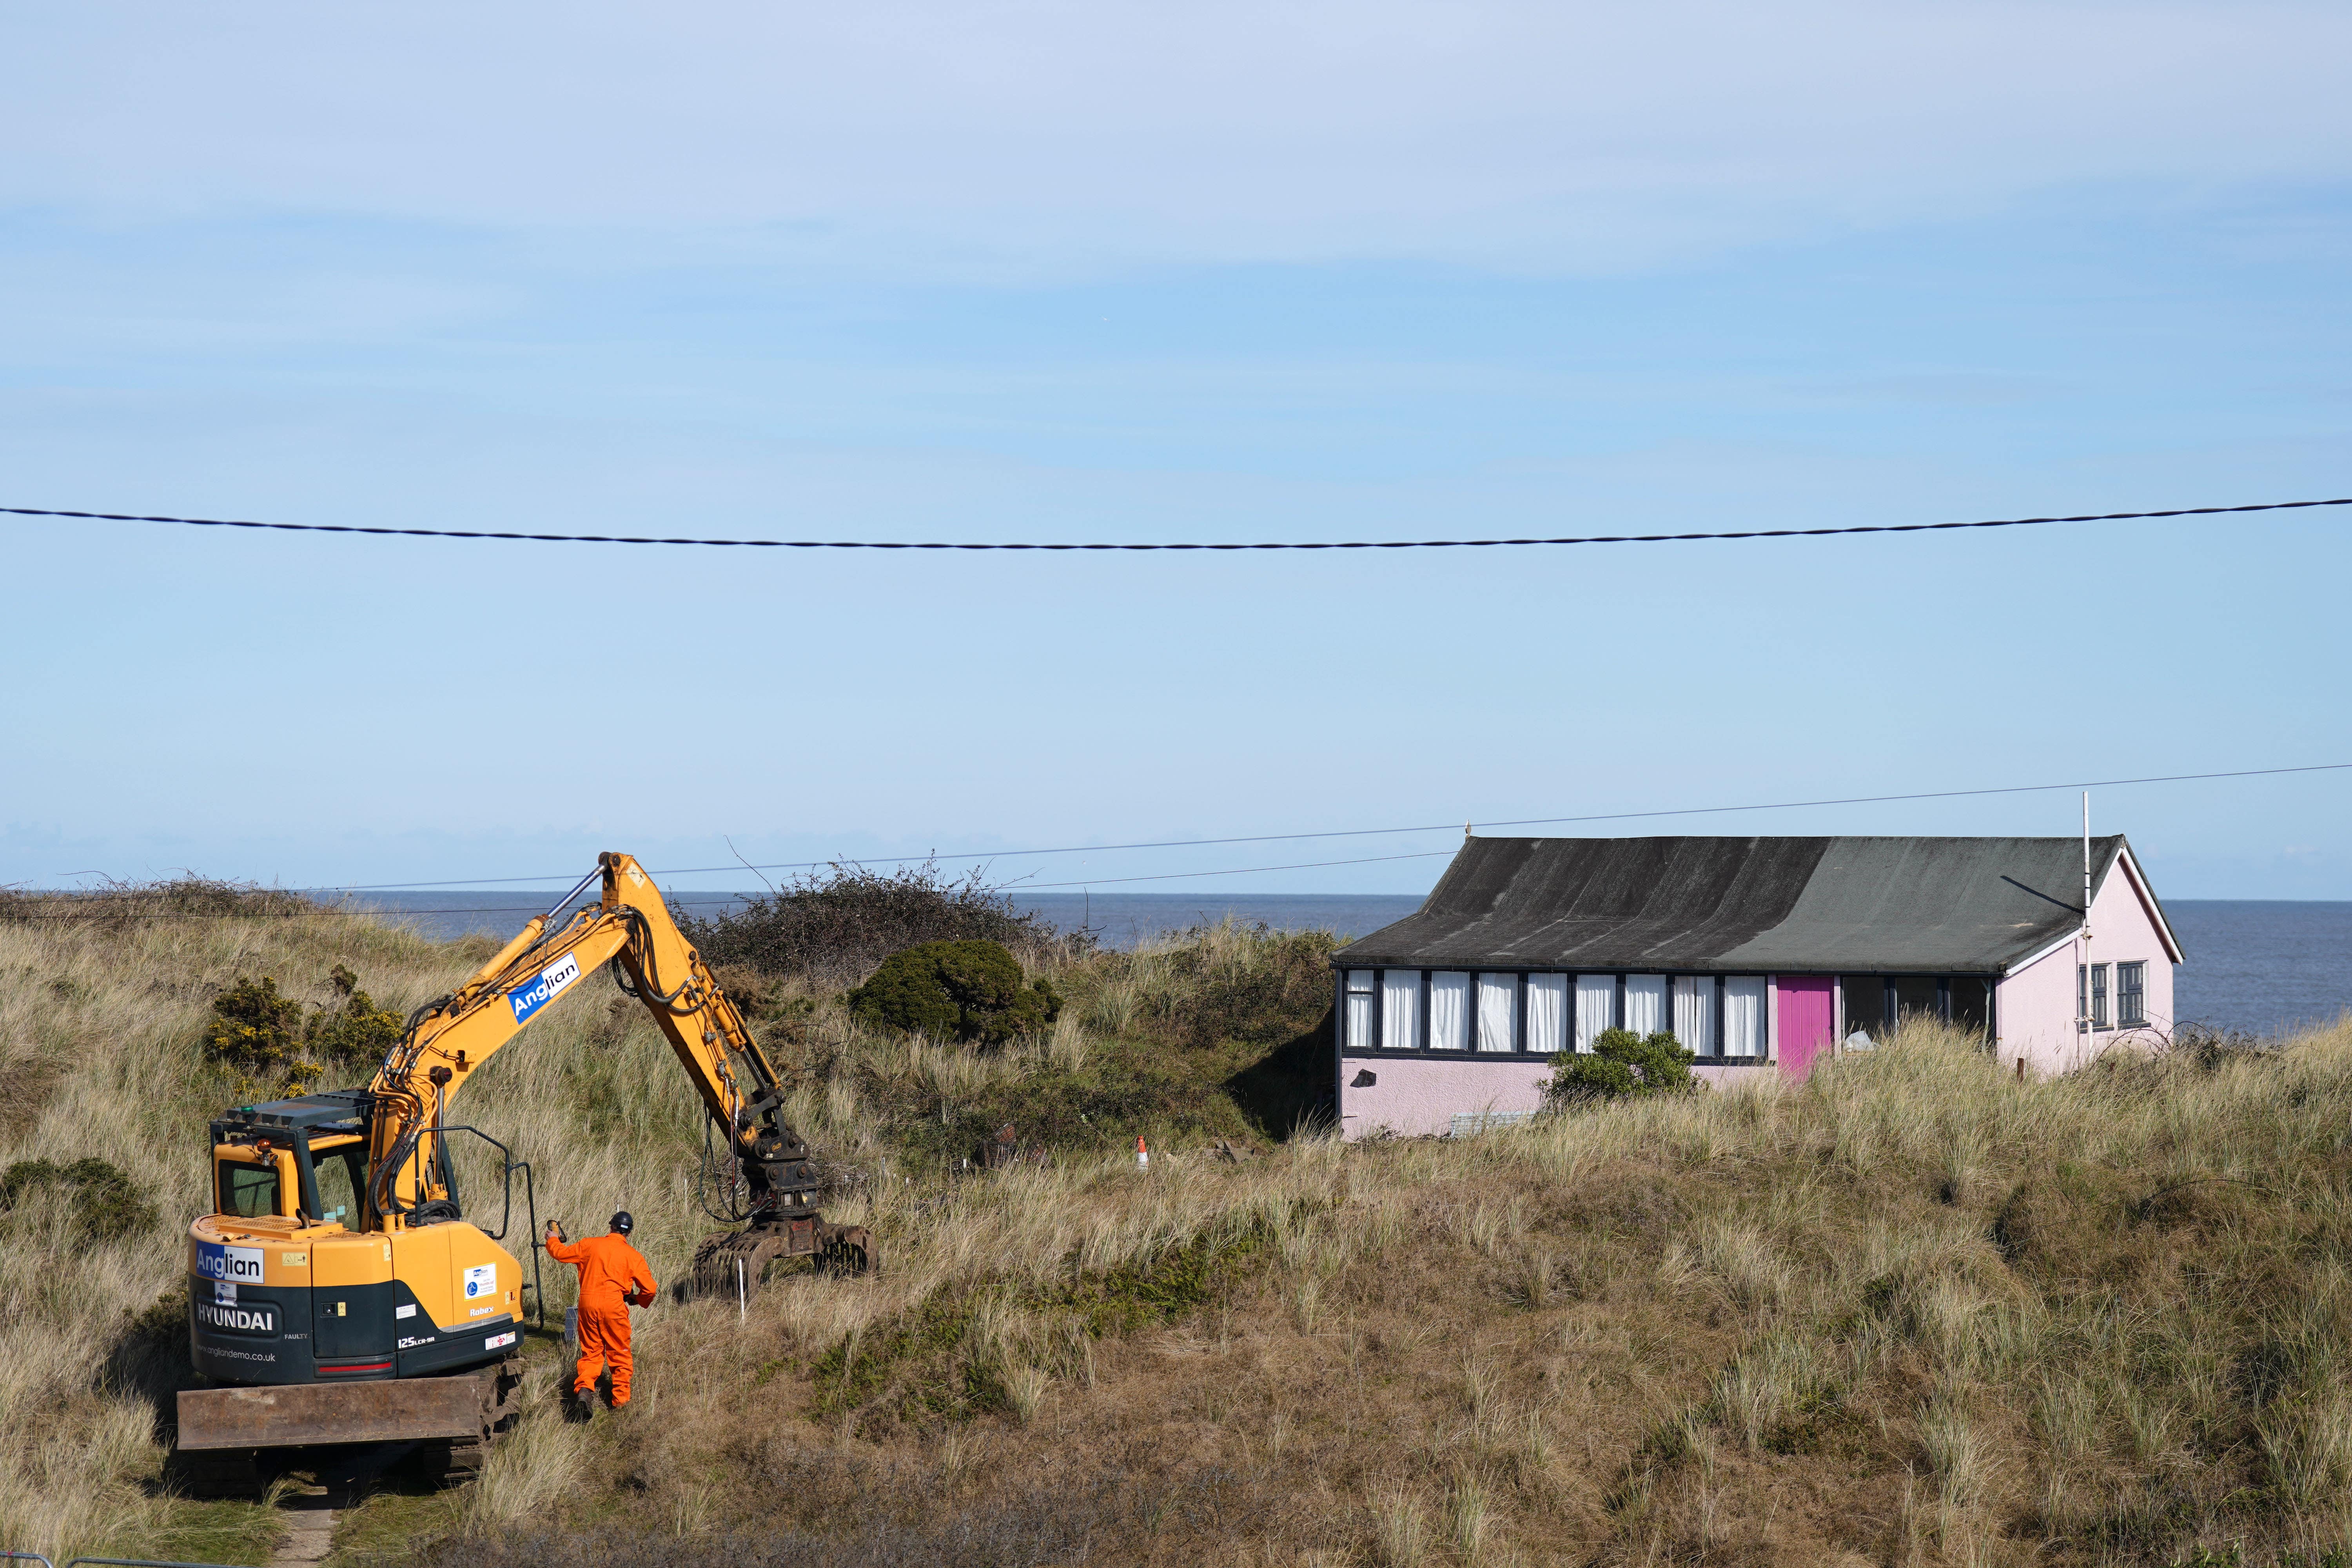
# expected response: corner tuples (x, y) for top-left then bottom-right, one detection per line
(691, 1218), (874, 1298)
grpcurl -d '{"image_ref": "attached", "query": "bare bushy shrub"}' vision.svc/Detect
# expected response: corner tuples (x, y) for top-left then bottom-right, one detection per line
(0, 873), (315, 928)
(679, 862), (1082, 985)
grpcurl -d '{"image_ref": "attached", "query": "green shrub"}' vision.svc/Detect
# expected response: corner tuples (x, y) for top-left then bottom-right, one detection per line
(1139, 921), (1339, 1048)
(1548, 1028), (1696, 1103)
(207, 968), (406, 1094)
(847, 940), (1063, 1046)
(0, 1157), (157, 1240)
(304, 963), (405, 1064)
(204, 975), (320, 1094)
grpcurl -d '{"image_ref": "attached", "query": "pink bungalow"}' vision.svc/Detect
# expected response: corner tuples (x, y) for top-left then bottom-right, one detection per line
(1331, 835), (2182, 1139)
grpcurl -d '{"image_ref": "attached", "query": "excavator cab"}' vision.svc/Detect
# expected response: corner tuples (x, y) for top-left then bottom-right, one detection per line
(188, 1090), (526, 1393)
(207, 1092), (373, 1228)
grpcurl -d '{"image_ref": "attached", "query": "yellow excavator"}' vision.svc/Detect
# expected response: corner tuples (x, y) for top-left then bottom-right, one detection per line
(171, 853), (869, 1491)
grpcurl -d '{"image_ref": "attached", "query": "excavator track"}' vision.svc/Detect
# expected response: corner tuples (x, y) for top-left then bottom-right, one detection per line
(401, 1433), (489, 1485)
(170, 1354), (524, 1497)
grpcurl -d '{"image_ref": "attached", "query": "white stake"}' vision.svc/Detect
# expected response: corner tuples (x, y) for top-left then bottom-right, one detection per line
(2075, 790), (2093, 1051)
(737, 1257), (746, 1321)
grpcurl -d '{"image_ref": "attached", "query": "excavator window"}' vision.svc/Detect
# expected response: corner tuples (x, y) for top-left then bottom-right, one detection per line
(309, 1138), (367, 1227)
(218, 1158), (281, 1220)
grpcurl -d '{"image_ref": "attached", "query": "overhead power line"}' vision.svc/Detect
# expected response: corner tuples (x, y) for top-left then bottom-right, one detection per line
(12, 761), (2345, 919)
(322, 760), (2351, 891)
(1013, 849), (1457, 889)
(4, 494), (2347, 553)
(0, 849), (1468, 920)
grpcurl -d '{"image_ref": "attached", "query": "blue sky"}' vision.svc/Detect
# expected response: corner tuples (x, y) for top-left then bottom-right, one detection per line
(2, 2), (2348, 898)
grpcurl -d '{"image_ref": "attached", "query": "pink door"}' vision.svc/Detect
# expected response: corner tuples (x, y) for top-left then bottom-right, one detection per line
(1775, 976), (1835, 1082)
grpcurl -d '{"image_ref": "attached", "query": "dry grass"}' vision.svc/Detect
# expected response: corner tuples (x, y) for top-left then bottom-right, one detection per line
(430, 1005), (2352, 1568)
(5, 901), (2352, 1567)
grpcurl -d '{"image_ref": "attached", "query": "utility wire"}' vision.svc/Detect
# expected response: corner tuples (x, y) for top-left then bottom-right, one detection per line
(321, 760), (2352, 891)
(1013, 849), (1457, 889)
(4, 494), (2347, 552)
(12, 762), (2346, 918)
(0, 851), (1469, 920)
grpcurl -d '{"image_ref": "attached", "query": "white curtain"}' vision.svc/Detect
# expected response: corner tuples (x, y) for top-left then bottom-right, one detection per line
(1429, 972), (1470, 1051)
(1524, 973), (1567, 1055)
(1723, 976), (1766, 1058)
(1344, 971), (1376, 1053)
(1673, 976), (1715, 1056)
(1573, 974), (1615, 1053)
(1624, 975), (1667, 1036)
(1381, 969), (1422, 1051)
(1476, 973), (1517, 1053)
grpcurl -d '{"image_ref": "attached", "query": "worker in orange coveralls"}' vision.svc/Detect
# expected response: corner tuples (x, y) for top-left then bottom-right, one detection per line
(545, 1211), (657, 1412)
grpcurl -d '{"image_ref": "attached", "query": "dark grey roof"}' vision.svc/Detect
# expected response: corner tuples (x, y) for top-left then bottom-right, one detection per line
(1334, 835), (2167, 974)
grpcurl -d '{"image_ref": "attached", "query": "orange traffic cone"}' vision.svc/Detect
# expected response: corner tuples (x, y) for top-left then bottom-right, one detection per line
(1136, 1134), (1150, 1171)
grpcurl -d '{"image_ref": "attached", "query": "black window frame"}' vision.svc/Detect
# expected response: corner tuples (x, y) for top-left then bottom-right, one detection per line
(1842, 975), (1890, 1044)
(1471, 970), (1522, 1054)
(2115, 961), (2144, 1028)
(218, 1156), (283, 1220)
(1341, 968), (1377, 1053)
(306, 1136), (369, 1229)
(1721, 973), (1773, 1061)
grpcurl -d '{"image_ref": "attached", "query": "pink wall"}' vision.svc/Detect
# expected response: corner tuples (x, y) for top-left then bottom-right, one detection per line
(1337, 1053), (1780, 1136)
(1995, 853), (2178, 1076)
(1338, 1054), (1552, 1138)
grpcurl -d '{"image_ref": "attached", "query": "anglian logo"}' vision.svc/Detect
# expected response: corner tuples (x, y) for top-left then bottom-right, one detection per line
(508, 952), (583, 1025)
(195, 1241), (264, 1283)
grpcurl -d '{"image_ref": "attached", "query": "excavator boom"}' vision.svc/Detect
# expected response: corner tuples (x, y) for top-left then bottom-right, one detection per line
(364, 853), (822, 1232)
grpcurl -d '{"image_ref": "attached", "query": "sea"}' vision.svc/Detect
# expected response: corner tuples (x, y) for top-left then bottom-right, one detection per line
(317, 891), (2352, 1041)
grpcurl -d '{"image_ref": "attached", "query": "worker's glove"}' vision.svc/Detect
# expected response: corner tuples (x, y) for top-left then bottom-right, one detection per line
(544, 1221), (566, 1245)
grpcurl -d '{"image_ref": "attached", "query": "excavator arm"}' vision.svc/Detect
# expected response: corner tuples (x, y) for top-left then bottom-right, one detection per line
(362, 853), (820, 1236)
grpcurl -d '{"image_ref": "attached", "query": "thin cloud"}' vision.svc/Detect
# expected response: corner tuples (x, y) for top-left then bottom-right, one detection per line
(5, 2), (2349, 272)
